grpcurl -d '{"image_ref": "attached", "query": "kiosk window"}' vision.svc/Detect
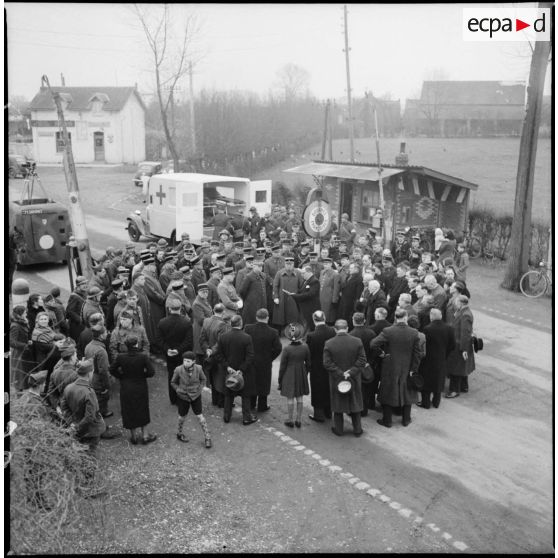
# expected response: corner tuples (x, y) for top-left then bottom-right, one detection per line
(255, 190), (267, 203)
(168, 187), (176, 207)
(182, 192), (198, 206)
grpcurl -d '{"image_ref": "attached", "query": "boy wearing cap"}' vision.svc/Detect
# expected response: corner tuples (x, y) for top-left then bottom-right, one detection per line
(171, 351), (212, 448)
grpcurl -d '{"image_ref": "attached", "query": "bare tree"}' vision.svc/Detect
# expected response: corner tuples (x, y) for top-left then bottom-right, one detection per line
(418, 68), (450, 136)
(275, 63), (311, 102)
(134, 4), (199, 171)
(501, 9), (552, 292)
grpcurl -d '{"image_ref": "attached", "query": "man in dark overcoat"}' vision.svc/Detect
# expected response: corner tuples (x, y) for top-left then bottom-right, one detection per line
(349, 312), (377, 415)
(445, 295), (475, 398)
(141, 263), (167, 354)
(319, 259), (340, 325)
(214, 315), (257, 425)
(337, 263), (363, 324)
(289, 265), (321, 332)
(419, 308), (456, 408)
(306, 311), (336, 422)
(370, 308), (422, 428)
(199, 303), (230, 407)
(263, 245), (285, 321)
(244, 308), (282, 412)
(364, 280), (388, 326)
(239, 259), (268, 326)
(65, 276), (89, 342)
(323, 319), (367, 437)
(272, 257), (303, 331)
(156, 298), (194, 405)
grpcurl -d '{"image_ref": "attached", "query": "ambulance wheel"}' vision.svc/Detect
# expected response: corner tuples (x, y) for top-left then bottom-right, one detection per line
(128, 223), (141, 242)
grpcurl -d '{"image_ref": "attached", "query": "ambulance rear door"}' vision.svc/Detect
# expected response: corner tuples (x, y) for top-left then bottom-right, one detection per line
(249, 180), (272, 216)
(176, 180), (204, 243)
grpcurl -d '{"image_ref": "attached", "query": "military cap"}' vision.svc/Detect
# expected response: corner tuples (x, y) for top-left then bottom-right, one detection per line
(300, 241), (310, 248)
(210, 240), (220, 247)
(60, 340), (77, 358)
(164, 253), (177, 263)
(180, 232), (190, 239)
(178, 265), (191, 273)
(322, 258), (333, 263)
(256, 247), (266, 253)
(309, 252), (318, 257)
(216, 253), (226, 260)
(243, 247), (253, 254)
(285, 256), (295, 262)
(189, 255), (201, 266)
(143, 256), (155, 265)
(117, 266), (130, 274)
(75, 275), (88, 286)
(412, 235), (420, 241)
(157, 238), (168, 247)
(111, 278), (124, 288)
(87, 286), (102, 297)
(76, 359), (94, 376)
(234, 242), (244, 248)
(210, 266), (222, 274)
(249, 206), (257, 212)
(272, 244), (281, 252)
(222, 267), (234, 275)
(171, 280), (185, 290)
(196, 283), (209, 292)
(245, 255), (254, 262)
(219, 229), (231, 237)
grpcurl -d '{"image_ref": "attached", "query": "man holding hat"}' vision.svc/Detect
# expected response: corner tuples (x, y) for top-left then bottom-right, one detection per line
(60, 359), (112, 455)
(214, 315), (257, 425)
(323, 319), (367, 436)
(156, 297), (194, 405)
(65, 276), (89, 342)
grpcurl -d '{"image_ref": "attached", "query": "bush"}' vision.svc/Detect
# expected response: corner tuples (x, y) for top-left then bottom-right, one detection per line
(9, 393), (109, 554)
(468, 208), (550, 262)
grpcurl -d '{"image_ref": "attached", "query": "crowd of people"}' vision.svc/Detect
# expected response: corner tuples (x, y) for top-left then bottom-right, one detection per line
(10, 203), (478, 453)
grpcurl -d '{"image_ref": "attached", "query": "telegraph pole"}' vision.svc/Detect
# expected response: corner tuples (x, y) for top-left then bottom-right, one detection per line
(321, 100), (330, 160)
(42, 75), (93, 279)
(188, 61), (197, 156)
(343, 4), (355, 162)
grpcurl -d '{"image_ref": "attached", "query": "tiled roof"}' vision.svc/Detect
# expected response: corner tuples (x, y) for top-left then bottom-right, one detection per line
(420, 81), (525, 105)
(29, 86), (146, 112)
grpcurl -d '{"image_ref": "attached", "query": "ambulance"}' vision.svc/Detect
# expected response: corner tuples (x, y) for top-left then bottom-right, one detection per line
(126, 173), (272, 245)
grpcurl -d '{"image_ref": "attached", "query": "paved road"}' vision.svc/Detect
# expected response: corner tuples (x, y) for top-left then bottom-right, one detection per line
(11, 211), (554, 553)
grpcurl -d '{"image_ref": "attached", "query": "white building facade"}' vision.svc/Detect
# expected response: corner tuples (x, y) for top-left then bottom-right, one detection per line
(29, 86), (146, 164)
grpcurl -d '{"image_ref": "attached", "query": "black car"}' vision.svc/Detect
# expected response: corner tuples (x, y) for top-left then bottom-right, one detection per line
(133, 161), (163, 187)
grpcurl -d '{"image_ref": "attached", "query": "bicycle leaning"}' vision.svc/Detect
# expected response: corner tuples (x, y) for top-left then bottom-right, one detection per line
(519, 260), (552, 298)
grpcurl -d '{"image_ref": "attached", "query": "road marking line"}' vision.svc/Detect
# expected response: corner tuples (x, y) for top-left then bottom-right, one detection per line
(261, 426), (469, 552)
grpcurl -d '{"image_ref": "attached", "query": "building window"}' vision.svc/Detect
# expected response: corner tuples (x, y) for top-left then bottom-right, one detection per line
(360, 185), (381, 222)
(255, 190), (267, 203)
(55, 132), (71, 153)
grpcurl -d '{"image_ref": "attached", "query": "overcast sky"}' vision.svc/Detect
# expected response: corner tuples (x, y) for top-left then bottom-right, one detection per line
(5, 2), (550, 106)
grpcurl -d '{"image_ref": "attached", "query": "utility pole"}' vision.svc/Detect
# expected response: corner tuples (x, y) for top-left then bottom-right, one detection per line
(321, 100), (330, 160)
(372, 95), (387, 246)
(42, 75), (93, 279)
(328, 101), (334, 160)
(188, 61), (197, 157)
(501, 8), (551, 291)
(343, 4), (355, 162)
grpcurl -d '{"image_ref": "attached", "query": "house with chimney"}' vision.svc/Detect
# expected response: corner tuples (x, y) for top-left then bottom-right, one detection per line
(285, 143), (478, 246)
(29, 86), (146, 164)
(403, 81), (526, 137)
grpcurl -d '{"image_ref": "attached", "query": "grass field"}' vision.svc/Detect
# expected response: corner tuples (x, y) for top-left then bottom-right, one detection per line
(253, 137), (552, 224)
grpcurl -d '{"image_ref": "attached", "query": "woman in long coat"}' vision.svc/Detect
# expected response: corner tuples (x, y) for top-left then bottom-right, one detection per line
(10, 306), (33, 391)
(370, 317), (422, 427)
(278, 323), (310, 428)
(445, 295), (475, 397)
(109, 335), (156, 444)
